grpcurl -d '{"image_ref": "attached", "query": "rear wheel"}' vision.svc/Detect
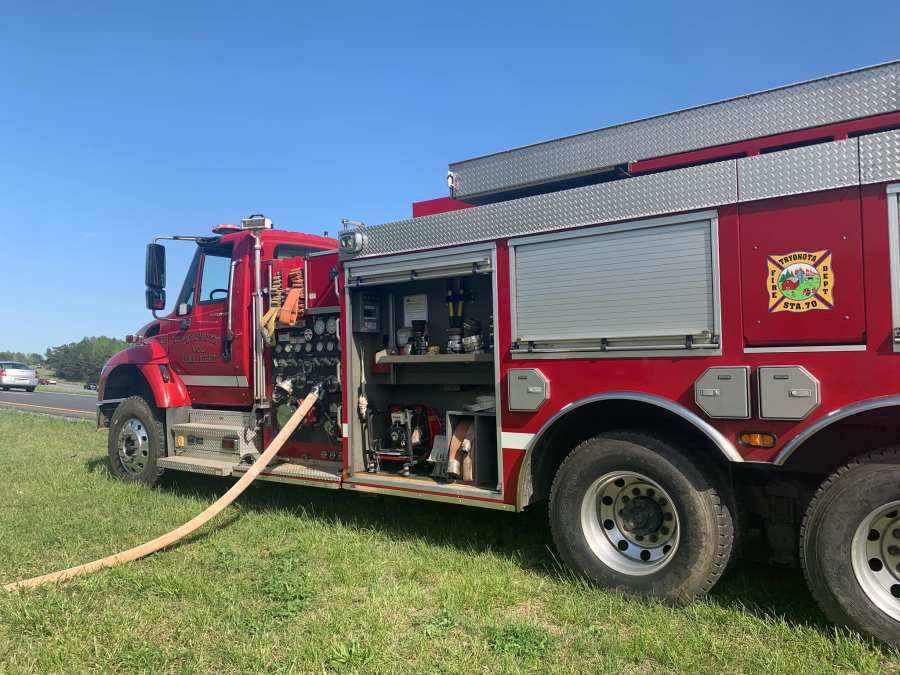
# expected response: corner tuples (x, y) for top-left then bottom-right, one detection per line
(24, 387), (35, 393)
(801, 449), (900, 648)
(549, 430), (733, 601)
(108, 396), (165, 486)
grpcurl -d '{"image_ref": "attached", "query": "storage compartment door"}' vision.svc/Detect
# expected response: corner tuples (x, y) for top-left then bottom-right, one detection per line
(511, 215), (718, 346)
(740, 189), (866, 347)
(346, 247), (492, 287)
(889, 186), (900, 351)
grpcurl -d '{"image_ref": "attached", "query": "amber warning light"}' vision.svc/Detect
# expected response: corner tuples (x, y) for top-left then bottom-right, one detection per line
(738, 432), (777, 449)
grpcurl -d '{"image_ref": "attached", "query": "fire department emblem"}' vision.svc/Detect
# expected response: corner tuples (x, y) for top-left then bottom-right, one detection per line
(767, 250), (834, 313)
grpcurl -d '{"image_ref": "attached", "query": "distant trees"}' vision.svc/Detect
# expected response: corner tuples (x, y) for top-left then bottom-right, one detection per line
(44, 337), (128, 383)
(0, 351), (45, 366)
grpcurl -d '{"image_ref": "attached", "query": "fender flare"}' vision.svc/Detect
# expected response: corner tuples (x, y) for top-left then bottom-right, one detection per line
(515, 391), (742, 511)
(136, 363), (190, 409)
(101, 359), (190, 410)
(772, 395), (900, 465)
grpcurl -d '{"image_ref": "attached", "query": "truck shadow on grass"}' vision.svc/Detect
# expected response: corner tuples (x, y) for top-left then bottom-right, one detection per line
(87, 457), (833, 637)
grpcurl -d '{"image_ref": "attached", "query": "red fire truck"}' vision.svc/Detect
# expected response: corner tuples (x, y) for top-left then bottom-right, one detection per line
(99, 61), (900, 645)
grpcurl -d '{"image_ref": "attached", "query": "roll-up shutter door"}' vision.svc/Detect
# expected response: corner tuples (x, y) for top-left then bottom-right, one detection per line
(347, 248), (493, 287)
(512, 218), (716, 344)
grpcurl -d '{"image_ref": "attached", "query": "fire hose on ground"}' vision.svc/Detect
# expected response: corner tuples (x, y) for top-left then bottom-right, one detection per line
(3, 384), (323, 592)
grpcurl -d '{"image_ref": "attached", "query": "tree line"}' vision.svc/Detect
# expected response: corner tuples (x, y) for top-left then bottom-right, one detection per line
(0, 351), (45, 366)
(2, 336), (128, 383)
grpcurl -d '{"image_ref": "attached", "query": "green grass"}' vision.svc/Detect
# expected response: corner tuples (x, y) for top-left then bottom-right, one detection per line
(1, 409), (898, 673)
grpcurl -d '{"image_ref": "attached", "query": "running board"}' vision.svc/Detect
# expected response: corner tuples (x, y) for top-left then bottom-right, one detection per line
(233, 460), (342, 489)
(158, 451), (341, 489)
(158, 454), (238, 477)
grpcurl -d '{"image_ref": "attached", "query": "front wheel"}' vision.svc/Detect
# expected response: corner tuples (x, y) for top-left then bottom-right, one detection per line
(802, 449), (900, 648)
(549, 431), (733, 601)
(107, 396), (165, 486)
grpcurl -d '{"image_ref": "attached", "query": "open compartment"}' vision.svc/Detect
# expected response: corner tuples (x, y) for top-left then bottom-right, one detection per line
(344, 246), (501, 494)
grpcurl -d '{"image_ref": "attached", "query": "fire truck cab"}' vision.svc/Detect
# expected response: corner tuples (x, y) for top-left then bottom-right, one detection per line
(99, 61), (900, 647)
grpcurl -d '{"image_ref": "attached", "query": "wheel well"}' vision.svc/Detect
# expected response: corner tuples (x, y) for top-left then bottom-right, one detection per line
(778, 406), (900, 476)
(523, 398), (731, 508)
(103, 365), (154, 407)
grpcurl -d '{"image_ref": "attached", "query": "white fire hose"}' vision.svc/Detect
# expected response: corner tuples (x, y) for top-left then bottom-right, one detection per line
(3, 385), (323, 592)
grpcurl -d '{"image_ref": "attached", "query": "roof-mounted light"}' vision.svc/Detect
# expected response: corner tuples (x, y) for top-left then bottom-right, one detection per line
(212, 223), (242, 234)
(241, 214), (273, 230)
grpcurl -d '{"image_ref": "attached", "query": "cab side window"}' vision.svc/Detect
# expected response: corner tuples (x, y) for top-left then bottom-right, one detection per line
(198, 245), (233, 304)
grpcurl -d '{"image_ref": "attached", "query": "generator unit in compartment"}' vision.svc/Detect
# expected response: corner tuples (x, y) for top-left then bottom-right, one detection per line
(365, 404), (443, 476)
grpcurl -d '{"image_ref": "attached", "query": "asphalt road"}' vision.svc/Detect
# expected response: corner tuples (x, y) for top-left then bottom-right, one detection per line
(0, 389), (96, 419)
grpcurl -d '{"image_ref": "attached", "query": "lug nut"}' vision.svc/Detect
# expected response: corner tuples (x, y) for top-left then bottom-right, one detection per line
(661, 527), (670, 535)
(889, 545), (900, 556)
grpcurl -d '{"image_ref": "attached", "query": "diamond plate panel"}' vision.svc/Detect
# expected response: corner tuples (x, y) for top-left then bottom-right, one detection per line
(860, 128), (900, 185)
(171, 421), (257, 455)
(450, 61), (899, 199)
(737, 138), (860, 202)
(189, 409), (252, 427)
(342, 162), (737, 259)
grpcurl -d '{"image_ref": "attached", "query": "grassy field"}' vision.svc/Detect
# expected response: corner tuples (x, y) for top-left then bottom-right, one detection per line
(33, 370), (96, 397)
(35, 383), (96, 396)
(1, 409), (898, 673)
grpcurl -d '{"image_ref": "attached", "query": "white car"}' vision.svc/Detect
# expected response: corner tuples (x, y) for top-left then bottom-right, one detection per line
(0, 362), (39, 392)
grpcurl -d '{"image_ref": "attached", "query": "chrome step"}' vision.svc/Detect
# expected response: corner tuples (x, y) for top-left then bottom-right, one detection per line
(158, 453), (238, 477)
(234, 459), (342, 488)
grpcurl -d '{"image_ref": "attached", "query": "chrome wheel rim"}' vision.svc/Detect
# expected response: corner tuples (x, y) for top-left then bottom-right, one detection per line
(117, 417), (150, 475)
(851, 499), (900, 622)
(580, 470), (680, 576)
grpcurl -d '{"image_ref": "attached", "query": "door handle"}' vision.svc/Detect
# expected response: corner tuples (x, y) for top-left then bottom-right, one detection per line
(180, 319), (191, 331)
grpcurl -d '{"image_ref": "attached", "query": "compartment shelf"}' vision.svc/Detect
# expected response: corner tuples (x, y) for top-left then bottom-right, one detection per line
(377, 353), (494, 365)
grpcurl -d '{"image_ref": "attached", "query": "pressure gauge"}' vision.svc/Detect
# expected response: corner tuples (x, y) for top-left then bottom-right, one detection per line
(303, 328), (313, 341)
(316, 341), (324, 352)
(326, 341), (335, 352)
(314, 319), (326, 335)
(326, 317), (337, 335)
(305, 342), (313, 353)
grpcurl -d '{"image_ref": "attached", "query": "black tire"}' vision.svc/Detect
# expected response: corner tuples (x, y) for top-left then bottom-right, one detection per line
(549, 430), (733, 601)
(801, 448), (900, 648)
(25, 387), (35, 393)
(107, 396), (165, 486)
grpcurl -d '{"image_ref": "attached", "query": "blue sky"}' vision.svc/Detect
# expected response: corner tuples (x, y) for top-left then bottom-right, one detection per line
(1, 1), (897, 353)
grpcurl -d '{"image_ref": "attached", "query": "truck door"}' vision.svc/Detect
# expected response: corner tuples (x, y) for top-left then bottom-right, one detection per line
(169, 241), (252, 406)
